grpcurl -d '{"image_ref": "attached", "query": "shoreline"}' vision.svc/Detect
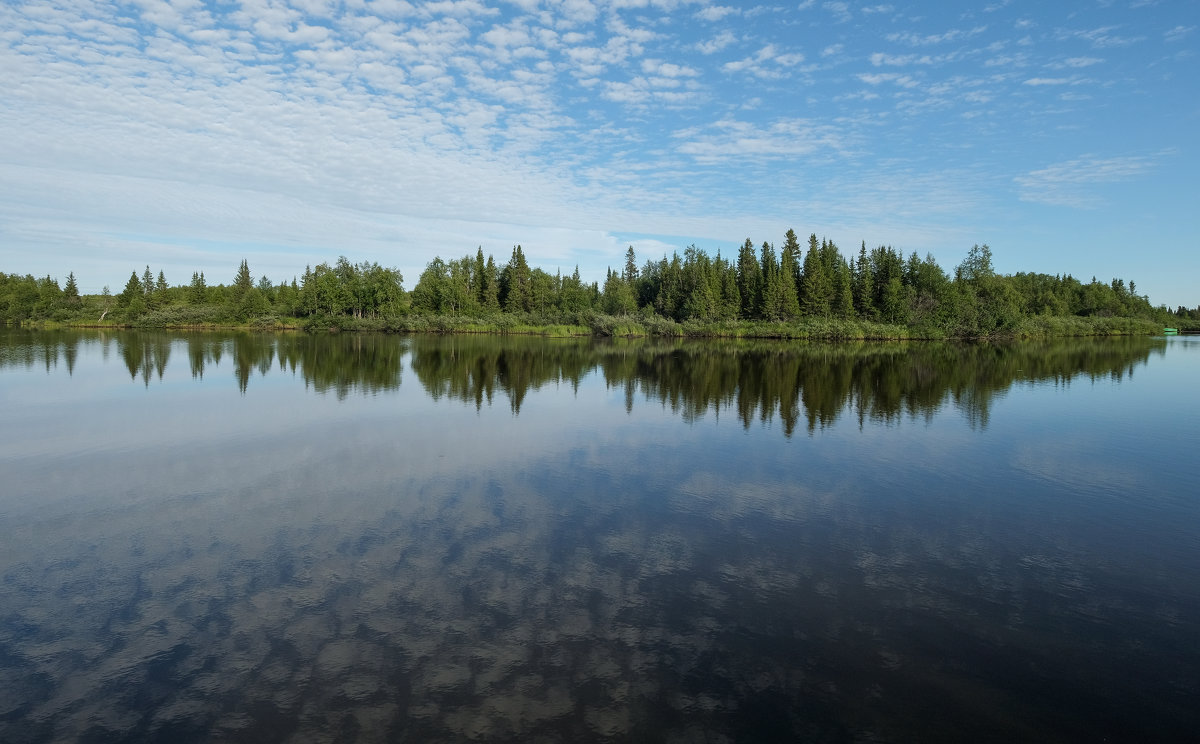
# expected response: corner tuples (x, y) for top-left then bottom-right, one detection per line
(7, 313), (1171, 341)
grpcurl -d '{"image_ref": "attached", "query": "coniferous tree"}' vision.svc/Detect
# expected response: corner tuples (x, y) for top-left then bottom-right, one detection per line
(602, 267), (637, 314)
(774, 242), (802, 320)
(717, 253), (741, 319)
(783, 229), (803, 291)
(64, 272), (80, 304)
(736, 238), (762, 319)
(118, 271), (146, 316)
(189, 271), (207, 304)
(760, 241), (793, 321)
(624, 246), (639, 283)
(500, 245), (531, 313)
(853, 242), (876, 319)
(801, 234), (833, 317)
(234, 259), (253, 294)
(482, 254), (500, 311)
(832, 258), (854, 318)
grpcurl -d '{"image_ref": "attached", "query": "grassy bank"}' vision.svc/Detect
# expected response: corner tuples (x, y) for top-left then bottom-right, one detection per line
(10, 306), (1171, 340)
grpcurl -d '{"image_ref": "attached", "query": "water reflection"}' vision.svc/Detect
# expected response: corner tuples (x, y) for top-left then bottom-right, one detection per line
(0, 329), (1195, 742)
(0, 329), (1162, 431)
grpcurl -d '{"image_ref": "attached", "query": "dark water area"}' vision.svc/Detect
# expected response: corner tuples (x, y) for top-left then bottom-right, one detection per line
(1, 329), (1198, 743)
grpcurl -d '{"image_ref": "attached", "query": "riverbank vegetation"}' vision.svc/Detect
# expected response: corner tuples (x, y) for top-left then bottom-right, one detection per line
(2, 235), (1195, 338)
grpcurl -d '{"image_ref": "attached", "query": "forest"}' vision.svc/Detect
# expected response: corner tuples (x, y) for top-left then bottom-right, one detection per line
(2, 232), (1195, 338)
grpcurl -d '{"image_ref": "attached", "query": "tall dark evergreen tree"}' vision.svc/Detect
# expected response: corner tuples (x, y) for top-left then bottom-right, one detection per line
(801, 233), (833, 317)
(63, 272), (80, 304)
(832, 258), (854, 318)
(773, 241), (802, 320)
(500, 245), (532, 313)
(189, 271), (207, 304)
(736, 238), (762, 319)
(783, 229), (803, 291)
(482, 254), (500, 311)
(853, 242), (875, 319)
(234, 259), (254, 294)
(623, 246), (639, 283)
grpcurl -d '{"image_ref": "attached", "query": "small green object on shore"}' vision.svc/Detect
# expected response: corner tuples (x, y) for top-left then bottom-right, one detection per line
(1164, 328), (1178, 335)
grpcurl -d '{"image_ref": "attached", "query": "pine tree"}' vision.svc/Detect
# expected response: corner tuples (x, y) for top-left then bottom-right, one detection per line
(801, 234), (833, 317)
(474, 247), (489, 308)
(832, 259), (854, 318)
(853, 242), (875, 319)
(234, 259), (253, 293)
(482, 254), (500, 311)
(189, 271), (208, 304)
(624, 246), (639, 283)
(736, 238), (762, 319)
(776, 244), (801, 320)
(761, 241), (796, 321)
(119, 271), (146, 315)
(64, 271), (80, 304)
(501, 245), (531, 313)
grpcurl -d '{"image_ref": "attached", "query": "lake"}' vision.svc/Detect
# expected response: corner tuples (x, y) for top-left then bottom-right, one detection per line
(1, 329), (1198, 742)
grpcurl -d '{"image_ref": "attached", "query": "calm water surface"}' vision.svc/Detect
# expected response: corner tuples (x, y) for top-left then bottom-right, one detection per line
(1, 329), (1198, 743)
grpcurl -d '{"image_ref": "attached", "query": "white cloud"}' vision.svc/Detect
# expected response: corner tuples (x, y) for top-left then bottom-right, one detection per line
(886, 26), (986, 46)
(1023, 77), (1073, 86)
(674, 118), (850, 165)
(641, 58), (700, 77)
(695, 5), (739, 22)
(1062, 25), (1145, 48)
(1164, 25), (1193, 43)
(869, 52), (935, 67)
(822, 1), (851, 23)
(696, 30), (737, 54)
(1015, 154), (1158, 208)
(722, 44), (804, 78)
(1058, 56), (1103, 68)
(857, 72), (919, 88)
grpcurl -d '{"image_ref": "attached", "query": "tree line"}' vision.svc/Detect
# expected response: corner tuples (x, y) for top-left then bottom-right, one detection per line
(1, 231), (1194, 335)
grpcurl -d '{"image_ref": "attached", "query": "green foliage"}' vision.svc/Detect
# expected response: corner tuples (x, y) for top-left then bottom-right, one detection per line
(500, 245), (532, 313)
(234, 259), (253, 293)
(801, 234), (834, 317)
(736, 238), (762, 319)
(0, 235), (1180, 339)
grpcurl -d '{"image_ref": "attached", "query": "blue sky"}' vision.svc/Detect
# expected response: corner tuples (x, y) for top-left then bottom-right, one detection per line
(1, 0), (1196, 307)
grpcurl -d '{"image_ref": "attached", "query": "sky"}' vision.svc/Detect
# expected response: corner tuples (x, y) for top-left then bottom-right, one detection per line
(1, 0), (1197, 308)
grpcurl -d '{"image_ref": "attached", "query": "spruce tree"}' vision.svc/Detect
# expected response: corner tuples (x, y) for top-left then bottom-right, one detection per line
(234, 259), (253, 293)
(783, 228), (803, 292)
(64, 272), (80, 303)
(501, 245), (531, 313)
(833, 259), (854, 318)
(736, 238), (762, 319)
(801, 234), (833, 317)
(854, 242), (875, 319)
(624, 246), (639, 283)
(482, 254), (500, 311)
(777, 245), (801, 320)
